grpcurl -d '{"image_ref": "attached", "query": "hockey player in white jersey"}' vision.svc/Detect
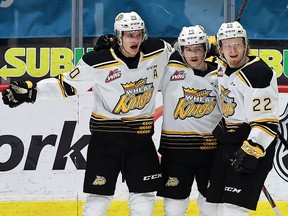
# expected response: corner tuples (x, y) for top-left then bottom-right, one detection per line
(157, 25), (222, 216)
(206, 21), (279, 215)
(2, 11), (173, 216)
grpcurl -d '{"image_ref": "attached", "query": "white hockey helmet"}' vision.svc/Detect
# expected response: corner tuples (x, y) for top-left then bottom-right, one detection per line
(174, 25), (208, 56)
(217, 21), (248, 47)
(114, 11), (147, 46)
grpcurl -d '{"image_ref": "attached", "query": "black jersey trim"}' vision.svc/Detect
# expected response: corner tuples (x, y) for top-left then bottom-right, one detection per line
(167, 58), (187, 67)
(142, 48), (165, 61)
(162, 130), (214, 136)
(90, 49), (122, 69)
(234, 57), (260, 87)
(235, 57), (274, 88)
(56, 74), (77, 97)
(160, 133), (217, 150)
(89, 114), (154, 134)
(92, 59), (122, 69)
(237, 70), (251, 87)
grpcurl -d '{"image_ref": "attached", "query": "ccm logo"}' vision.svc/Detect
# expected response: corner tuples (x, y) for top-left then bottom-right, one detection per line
(225, 186), (242, 193)
(143, 173), (162, 181)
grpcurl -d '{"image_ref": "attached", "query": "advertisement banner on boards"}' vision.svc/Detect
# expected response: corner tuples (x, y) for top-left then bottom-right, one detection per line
(1, 38), (288, 85)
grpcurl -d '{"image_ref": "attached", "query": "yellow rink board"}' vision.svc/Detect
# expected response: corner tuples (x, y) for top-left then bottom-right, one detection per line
(0, 200), (287, 216)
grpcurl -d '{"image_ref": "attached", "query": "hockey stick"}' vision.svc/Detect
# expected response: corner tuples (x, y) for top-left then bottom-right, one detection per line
(262, 185), (282, 216)
(235, 0), (249, 22)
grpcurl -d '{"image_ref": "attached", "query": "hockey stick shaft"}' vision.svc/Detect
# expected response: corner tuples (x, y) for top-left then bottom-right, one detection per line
(236, 0), (249, 22)
(262, 185), (282, 216)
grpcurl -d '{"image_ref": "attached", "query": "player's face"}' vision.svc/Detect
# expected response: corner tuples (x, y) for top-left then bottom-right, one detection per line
(183, 44), (206, 69)
(121, 30), (143, 57)
(220, 38), (248, 68)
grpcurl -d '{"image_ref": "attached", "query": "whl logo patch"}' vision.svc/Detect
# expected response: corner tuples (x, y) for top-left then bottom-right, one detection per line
(105, 69), (121, 83)
(274, 104), (288, 182)
(170, 70), (186, 81)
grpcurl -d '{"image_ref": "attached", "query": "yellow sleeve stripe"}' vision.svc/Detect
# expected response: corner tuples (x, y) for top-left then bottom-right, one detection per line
(252, 119), (279, 123)
(236, 71), (250, 86)
(56, 75), (67, 98)
(167, 62), (187, 68)
(94, 61), (122, 69)
(252, 125), (278, 138)
(91, 112), (110, 119)
(142, 50), (163, 61)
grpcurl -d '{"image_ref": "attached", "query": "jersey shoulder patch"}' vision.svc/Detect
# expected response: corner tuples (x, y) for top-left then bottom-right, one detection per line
(241, 57), (274, 88)
(140, 39), (171, 60)
(82, 49), (118, 68)
(168, 51), (186, 65)
(141, 39), (165, 52)
(167, 52), (186, 67)
(170, 52), (183, 61)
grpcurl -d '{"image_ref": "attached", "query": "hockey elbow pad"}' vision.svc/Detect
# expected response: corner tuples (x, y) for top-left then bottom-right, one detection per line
(232, 140), (264, 173)
(2, 81), (37, 108)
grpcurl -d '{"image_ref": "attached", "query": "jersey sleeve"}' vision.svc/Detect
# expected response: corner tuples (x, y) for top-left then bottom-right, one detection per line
(36, 77), (65, 100)
(61, 58), (97, 93)
(36, 58), (97, 100)
(242, 69), (279, 150)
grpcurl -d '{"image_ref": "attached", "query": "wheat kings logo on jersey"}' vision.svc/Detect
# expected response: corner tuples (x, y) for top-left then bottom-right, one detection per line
(113, 78), (154, 114)
(220, 86), (237, 117)
(274, 104), (288, 182)
(174, 87), (217, 119)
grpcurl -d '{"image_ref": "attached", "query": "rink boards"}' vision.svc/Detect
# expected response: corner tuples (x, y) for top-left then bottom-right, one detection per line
(0, 92), (287, 216)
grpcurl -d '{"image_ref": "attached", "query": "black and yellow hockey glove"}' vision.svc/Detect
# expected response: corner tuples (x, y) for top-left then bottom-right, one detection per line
(232, 140), (265, 173)
(2, 81), (37, 108)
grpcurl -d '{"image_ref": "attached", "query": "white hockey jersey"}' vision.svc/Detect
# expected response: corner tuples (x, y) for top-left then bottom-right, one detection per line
(36, 39), (173, 133)
(159, 52), (222, 162)
(217, 56), (279, 150)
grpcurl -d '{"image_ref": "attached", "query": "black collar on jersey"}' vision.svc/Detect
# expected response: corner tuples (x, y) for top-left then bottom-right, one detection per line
(225, 65), (241, 76)
(193, 62), (217, 77)
(225, 56), (255, 76)
(114, 48), (140, 69)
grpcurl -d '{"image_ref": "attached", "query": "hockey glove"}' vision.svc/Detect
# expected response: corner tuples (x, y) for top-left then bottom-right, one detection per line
(212, 119), (251, 145)
(2, 81), (37, 108)
(94, 34), (115, 51)
(231, 140), (265, 173)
